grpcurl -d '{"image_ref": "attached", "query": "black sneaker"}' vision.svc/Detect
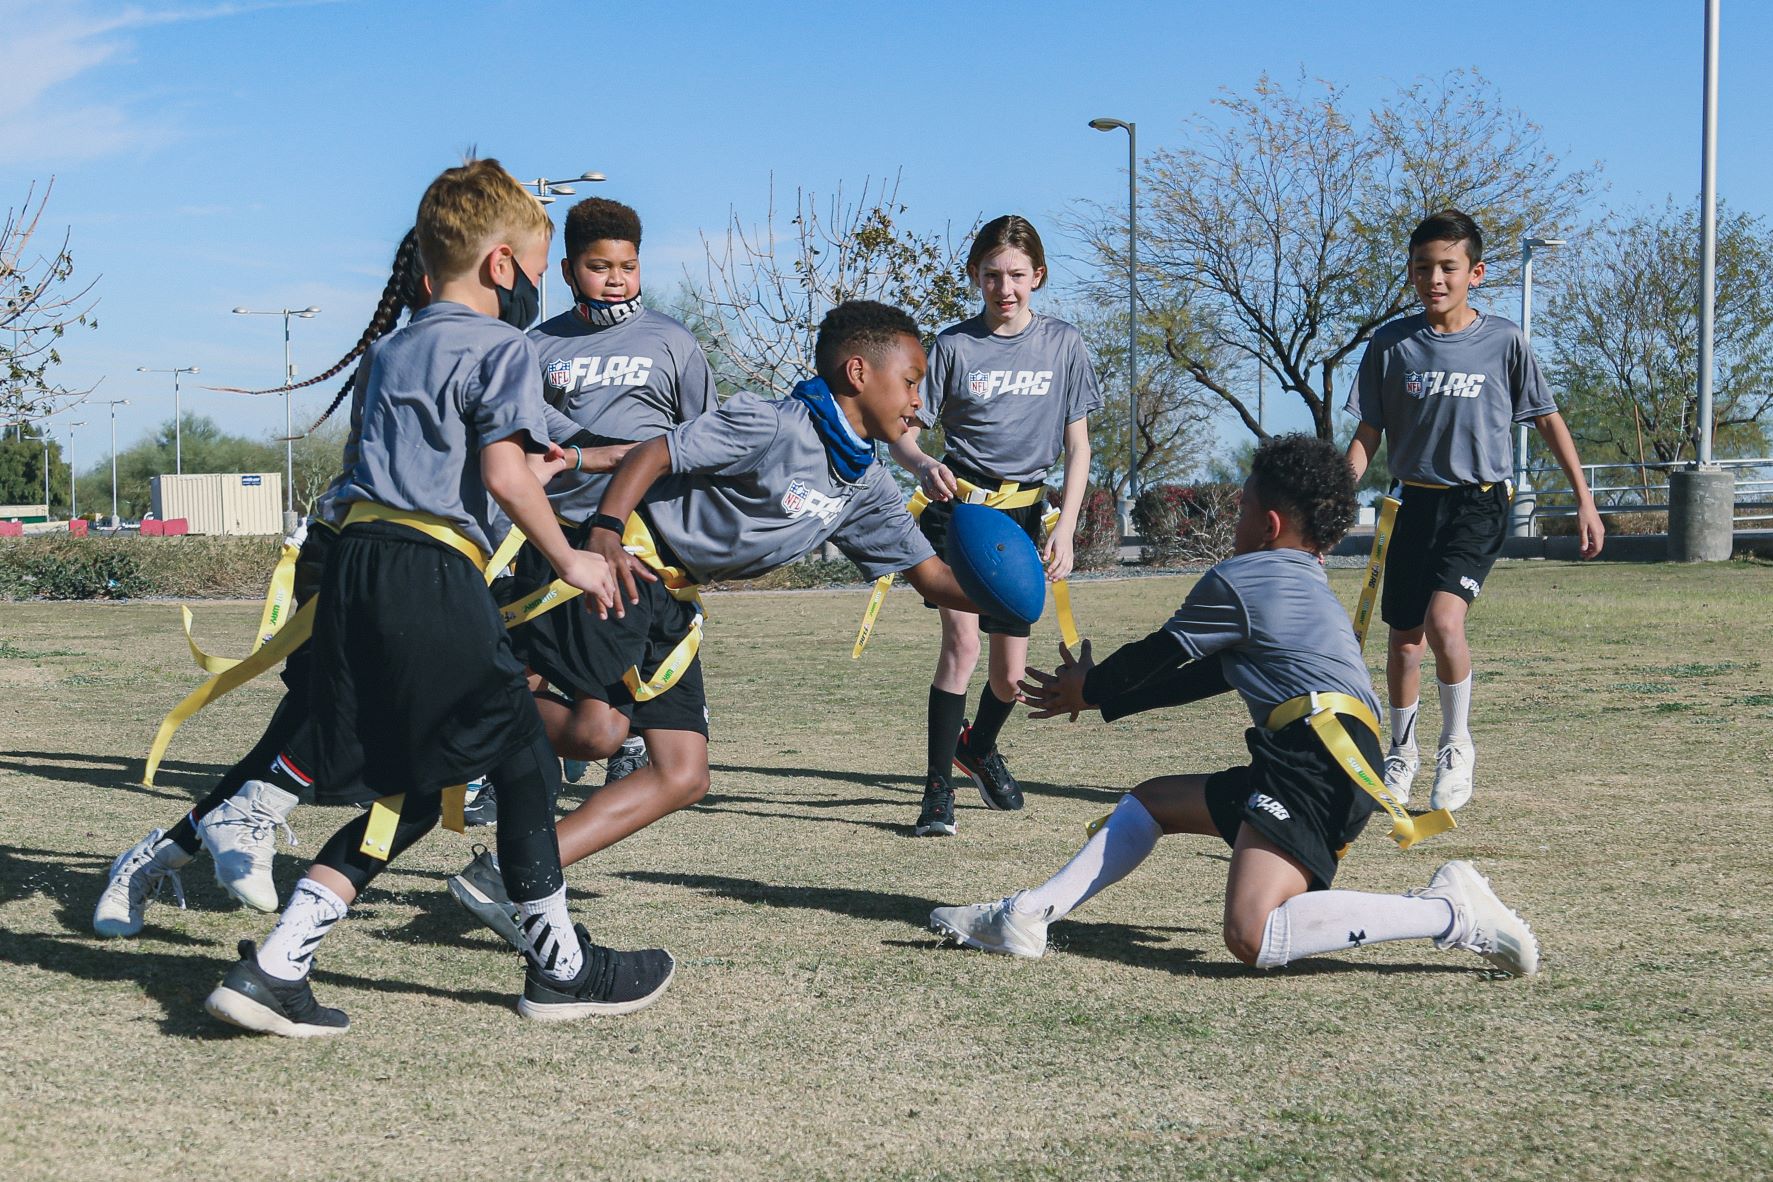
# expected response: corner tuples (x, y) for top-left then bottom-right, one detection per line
(462, 779), (498, 827)
(447, 844), (523, 951)
(604, 737), (650, 785)
(519, 924), (676, 1021)
(914, 776), (958, 837)
(203, 940), (350, 1038)
(953, 724), (1024, 811)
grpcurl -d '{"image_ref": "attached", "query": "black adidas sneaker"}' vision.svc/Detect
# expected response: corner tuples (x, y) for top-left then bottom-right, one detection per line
(204, 940), (349, 1038)
(953, 724), (1024, 811)
(519, 924), (676, 1021)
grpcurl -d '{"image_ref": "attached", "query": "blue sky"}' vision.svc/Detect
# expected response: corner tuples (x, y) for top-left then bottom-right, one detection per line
(4, 0), (1767, 462)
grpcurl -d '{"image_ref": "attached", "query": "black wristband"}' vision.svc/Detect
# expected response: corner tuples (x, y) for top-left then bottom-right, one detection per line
(590, 513), (627, 536)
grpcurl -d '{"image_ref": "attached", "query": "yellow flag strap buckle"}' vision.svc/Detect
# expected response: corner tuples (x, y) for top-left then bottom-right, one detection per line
(360, 786), (470, 862)
(1352, 494), (1400, 651)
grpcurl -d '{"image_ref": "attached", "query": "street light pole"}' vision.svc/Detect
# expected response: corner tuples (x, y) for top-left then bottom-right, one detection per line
(67, 422), (84, 518)
(1514, 236), (1565, 537)
(1090, 118), (1138, 535)
(136, 365), (201, 474)
(106, 399), (130, 525)
(518, 170), (607, 320)
(232, 305), (321, 522)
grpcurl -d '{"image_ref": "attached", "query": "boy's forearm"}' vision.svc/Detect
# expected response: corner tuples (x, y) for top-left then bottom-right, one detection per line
(1055, 421), (1090, 533)
(482, 439), (575, 573)
(595, 436), (673, 522)
(887, 430), (931, 476)
(1533, 412), (1595, 504)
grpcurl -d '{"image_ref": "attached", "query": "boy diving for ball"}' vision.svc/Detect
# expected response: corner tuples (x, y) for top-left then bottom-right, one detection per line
(931, 434), (1540, 977)
(448, 300), (989, 948)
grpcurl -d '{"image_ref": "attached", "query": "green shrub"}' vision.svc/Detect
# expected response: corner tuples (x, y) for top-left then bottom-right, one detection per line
(1134, 482), (1241, 566)
(0, 534), (283, 600)
(1540, 510), (1667, 536)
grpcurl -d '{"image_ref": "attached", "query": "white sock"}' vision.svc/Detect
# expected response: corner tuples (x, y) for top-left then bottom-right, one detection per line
(1389, 701), (1419, 751)
(1254, 891), (1455, 969)
(257, 877), (348, 981)
(1016, 794), (1163, 921)
(517, 886), (584, 982)
(1438, 675), (1473, 747)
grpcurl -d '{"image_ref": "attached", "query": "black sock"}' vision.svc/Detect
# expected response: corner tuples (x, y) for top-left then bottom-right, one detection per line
(927, 687), (967, 782)
(968, 684), (1017, 754)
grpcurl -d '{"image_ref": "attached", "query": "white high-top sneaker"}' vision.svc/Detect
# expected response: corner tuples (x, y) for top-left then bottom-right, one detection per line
(929, 891), (1053, 959)
(198, 781), (299, 912)
(93, 829), (192, 937)
(1415, 860), (1540, 976)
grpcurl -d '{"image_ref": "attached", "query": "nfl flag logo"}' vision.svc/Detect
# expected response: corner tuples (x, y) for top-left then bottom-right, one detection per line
(968, 370), (990, 397)
(546, 358), (573, 390)
(781, 478), (810, 514)
(1404, 370), (1424, 398)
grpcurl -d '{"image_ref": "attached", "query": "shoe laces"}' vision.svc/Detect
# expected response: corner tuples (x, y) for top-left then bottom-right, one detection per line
(216, 799), (298, 851)
(125, 856), (187, 911)
(1436, 744), (1468, 775)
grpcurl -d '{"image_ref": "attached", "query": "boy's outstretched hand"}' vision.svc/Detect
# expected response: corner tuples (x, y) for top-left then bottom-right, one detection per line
(1018, 639), (1095, 721)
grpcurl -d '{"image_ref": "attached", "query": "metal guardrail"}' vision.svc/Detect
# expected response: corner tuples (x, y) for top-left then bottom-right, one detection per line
(1523, 457), (1773, 527)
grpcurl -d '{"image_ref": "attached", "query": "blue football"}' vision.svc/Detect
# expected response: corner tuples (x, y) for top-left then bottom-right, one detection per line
(946, 502), (1046, 627)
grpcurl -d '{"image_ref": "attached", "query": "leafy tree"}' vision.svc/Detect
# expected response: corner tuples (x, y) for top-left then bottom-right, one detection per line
(1541, 200), (1773, 470)
(2, 180), (99, 427)
(0, 425), (68, 510)
(75, 415), (279, 519)
(1072, 69), (1595, 440)
(688, 173), (977, 397)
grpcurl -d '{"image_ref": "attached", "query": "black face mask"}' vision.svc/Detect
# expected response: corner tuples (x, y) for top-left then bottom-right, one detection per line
(497, 263), (540, 330)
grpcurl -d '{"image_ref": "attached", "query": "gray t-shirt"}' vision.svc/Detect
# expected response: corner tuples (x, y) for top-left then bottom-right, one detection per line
(310, 363), (370, 529)
(918, 313), (1102, 484)
(640, 391), (935, 584)
(330, 301), (550, 559)
(530, 307), (719, 523)
(1163, 548), (1379, 726)
(1347, 311), (1556, 486)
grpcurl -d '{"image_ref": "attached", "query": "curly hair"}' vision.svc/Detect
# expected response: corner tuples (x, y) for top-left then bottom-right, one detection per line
(814, 300), (920, 387)
(1249, 433), (1356, 550)
(565, 197), (642, 258)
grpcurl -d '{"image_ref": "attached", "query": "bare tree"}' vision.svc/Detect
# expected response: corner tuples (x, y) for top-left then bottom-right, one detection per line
(2, 179), (99, 426)
(690, 174), (977, 396)
(1072, 70), (1596, 440)
(1543, 200), (1773, 468)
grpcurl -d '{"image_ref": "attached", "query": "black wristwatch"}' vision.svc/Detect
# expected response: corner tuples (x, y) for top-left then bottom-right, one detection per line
(590, 513), (627, 536)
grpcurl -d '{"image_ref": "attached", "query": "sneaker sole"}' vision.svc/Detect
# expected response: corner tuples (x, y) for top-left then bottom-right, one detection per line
(92, 916), (143, 939)
(928, 915), (1042, 959)
(517, 960), (677, 1022)
(951, 756), (1020, 812)
(913, 821), (958, 837)
(446, 874), (524, 951)
(204, 985), (348, 1038)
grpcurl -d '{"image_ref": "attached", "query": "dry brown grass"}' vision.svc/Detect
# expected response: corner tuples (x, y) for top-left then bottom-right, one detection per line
(1, 560), (1770, 1180)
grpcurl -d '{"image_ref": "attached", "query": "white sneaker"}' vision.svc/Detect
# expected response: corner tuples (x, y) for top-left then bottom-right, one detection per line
(1429, 739), (1475, 811)
(198, 780), (299, 912)
(1415, 860), (1539, 976)
(929, 891), (1052, 959)
(1382, 744), (1419, 806)
(93, 829), (192, 937)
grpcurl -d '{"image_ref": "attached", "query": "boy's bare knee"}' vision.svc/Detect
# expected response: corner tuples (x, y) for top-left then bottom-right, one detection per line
(669, 765), (711, 808)
(1222, 922), (1263, 967)
(557, 712), (629, 761)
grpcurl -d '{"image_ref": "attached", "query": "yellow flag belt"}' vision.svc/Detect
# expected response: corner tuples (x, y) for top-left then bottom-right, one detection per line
(851, 477), (1080, 658)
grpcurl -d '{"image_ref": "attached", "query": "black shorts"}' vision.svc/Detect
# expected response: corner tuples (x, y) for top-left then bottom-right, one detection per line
(291, 521), (545, 805)
(1381, 482), (1509, 632)
(503, 527), (708, 737)
(276, 520), (338, 699)
(917, 470), (1046, 638)
(1203, 716), (1382, 891)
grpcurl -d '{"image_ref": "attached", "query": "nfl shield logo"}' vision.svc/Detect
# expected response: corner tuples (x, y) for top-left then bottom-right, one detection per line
(967, 370), (990, 397)
(1404, 370), (1424, 398)
(546, 358), (573, 390)
(782, 478), (809, 514)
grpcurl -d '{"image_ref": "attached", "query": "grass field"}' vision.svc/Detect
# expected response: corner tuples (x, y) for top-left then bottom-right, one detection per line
(2, 561), (1770, 1181)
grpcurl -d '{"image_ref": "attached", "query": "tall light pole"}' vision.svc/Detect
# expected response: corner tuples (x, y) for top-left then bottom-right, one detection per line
(1514, 236), (1565, 537)
(518, 170), (607, 320)
(1697, 0), (1720, 467)
(136, 365), (201, 474)
(232, 305), (320, 521)
(106, 399), (130, 525)
(66, 421), (85, 518)
(1090, 118), (1138, 535)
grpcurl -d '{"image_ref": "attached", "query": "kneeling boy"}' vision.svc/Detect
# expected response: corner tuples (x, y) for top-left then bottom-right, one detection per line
(932, 435), (1539, 977)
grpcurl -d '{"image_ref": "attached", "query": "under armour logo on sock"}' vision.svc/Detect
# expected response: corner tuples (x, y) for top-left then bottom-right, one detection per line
(1348, 930), (1367, 947)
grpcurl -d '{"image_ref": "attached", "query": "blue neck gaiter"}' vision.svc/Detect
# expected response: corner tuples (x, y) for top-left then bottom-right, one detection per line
(790, 377), (875, 483)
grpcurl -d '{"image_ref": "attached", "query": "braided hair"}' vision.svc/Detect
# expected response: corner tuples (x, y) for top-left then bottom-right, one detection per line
(210, 228), (425, 434)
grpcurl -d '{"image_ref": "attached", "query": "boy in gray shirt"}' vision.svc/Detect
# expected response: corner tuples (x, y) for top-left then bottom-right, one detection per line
(932, 435), (1540, 980)
(1346, 209), (1603, 813)
(508, 198), (719, 794)
(450, 301), (991, 950)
